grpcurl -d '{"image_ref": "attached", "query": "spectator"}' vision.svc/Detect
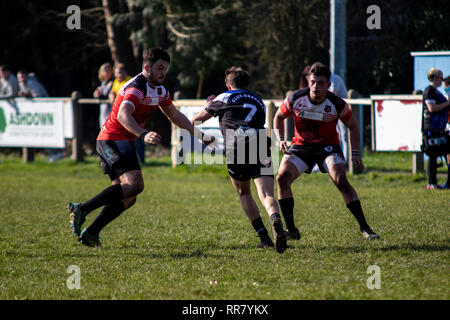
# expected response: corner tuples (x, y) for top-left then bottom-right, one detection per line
(443, 76), (450, 98)
(0, 65), (19, 98)
(413, 89), (423, 95)
(329, 72), (349, 167)
(17, 70), (49, 97)
(443, 76), (450, 186)
(298, 65), (311, 89)
(421, 68), (450, 189)
(109, 63), (131, 104)
(94, 63), (114, 128)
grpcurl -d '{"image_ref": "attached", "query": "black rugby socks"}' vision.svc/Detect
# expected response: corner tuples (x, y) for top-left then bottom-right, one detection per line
(346, 200), (370, 230)
(79, 184), (125, 214)
(278, 197), (296, 231)
(251, 217), (269, 240)
(86, 200), (126, 236)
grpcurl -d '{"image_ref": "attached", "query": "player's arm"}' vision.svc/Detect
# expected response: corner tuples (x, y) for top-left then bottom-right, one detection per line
(273, 107), (290, 154)
(191, 95), (216, 125)
(425, 100), (450, 113)
(117, 101), (161, 144)
(191, 109), (213, 125)
(159, 103), (215, 146)
(343, 116), (364, 171)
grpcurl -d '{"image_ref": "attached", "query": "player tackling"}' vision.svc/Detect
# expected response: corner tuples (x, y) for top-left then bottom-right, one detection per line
(274, 62), (379, 240)
(67, 48), (214, 246)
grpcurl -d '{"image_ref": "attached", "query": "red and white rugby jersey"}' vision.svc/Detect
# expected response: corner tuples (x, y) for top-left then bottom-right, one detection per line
(279, 87), (352, 145)
(97, 73), (172, 141)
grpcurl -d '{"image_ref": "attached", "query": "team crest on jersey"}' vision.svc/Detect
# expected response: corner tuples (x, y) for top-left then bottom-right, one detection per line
(157, 87), (162, 95)
(263, 159), (272, 167)
(324, 105), (331, 113)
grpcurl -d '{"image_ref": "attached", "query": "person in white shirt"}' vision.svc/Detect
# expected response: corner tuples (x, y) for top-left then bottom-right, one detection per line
(17, 70), (49, 97)
(0, 65), (19, 98)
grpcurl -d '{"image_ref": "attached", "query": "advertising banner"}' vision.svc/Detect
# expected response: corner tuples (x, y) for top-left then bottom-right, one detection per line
(0, 99), (66, 148)
(373, 99), (422, 152)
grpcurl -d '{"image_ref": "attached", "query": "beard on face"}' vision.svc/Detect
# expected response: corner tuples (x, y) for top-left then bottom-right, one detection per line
(149, 74), (164, 86)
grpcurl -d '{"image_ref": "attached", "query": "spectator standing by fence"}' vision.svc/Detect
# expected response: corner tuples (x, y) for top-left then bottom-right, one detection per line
(329, 72), (349, 167)
(444, 76), (450, 131)
(109, 63), (131, 106)
(17, 70), (49, 97)
(441, 76), (450, 188)
(298, 65), (311, 90)
(94, 63), (114, 128)
(421, 68), (450, 189)
(0, 65), (18, 98)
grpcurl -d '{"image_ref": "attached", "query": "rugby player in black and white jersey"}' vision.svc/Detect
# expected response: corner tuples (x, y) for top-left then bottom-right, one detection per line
(191, 66), (287, 253)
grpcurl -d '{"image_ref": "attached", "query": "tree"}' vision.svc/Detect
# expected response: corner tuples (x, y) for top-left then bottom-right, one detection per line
(242, 0), (330, 97)
(103, 0), (140, 74)
(347, 0), (450, 95)
(126, 0), (246, 98)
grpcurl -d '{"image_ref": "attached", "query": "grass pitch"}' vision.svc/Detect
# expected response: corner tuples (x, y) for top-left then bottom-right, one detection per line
(0, 152), (448, 299)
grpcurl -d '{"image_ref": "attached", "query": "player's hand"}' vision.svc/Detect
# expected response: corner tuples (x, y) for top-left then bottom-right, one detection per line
(144, 131), (162, 145)
(279, 140), (290, 154)
(202, 134), (217, 148)
(352, 156), (365, 171)
(206, 95), (215, 106)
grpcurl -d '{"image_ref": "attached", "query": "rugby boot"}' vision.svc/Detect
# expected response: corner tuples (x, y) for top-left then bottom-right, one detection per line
(67, 203), (88, 237)
(285, 227), (301, 240)
(361, 227), (380, 240)
(271, 217), (287, 253)
(78, 228), (101, 247)
(257, 236), (274, 249)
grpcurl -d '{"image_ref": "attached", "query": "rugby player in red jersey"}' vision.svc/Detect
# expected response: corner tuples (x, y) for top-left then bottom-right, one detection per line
(67, 48), (214, 246)
(274, 62), (379, 240)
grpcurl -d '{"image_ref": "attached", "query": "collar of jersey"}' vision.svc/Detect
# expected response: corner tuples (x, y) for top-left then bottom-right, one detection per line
(225, 89), (251, 94)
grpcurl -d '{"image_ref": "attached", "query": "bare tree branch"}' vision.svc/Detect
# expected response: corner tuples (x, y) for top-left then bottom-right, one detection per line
(166, 21), (192, 39)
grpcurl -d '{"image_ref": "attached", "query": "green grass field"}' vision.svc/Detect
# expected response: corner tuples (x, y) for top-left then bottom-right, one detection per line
(0, 152), (448, 300)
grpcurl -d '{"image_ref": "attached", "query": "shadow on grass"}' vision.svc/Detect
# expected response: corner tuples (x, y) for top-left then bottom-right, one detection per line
(142, 161), (172, 168)
(364, 168), (412, 174)
(291, 243), (450, 253)
(169, 246), (240, 259)
(171, 248), (209, 259)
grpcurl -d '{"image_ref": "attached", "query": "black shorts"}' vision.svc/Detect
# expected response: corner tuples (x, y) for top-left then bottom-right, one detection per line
(96, 140), (141, 181)
(227, 162), (274, 181)
(287, 144), (345, 174)
(225, 142), (273, 181)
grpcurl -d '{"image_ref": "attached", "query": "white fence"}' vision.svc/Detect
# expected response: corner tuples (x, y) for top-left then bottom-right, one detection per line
(0, 94), (426, 173)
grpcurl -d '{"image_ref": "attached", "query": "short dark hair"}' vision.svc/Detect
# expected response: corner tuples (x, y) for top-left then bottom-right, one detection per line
(17, 69), (27, 75)
(225, 65), (249, 89)
(309, 62), (331, 80)
(443, 76), (450, 87)
(427, 68), (442, 82)
(143, 47), (170, 66)
(0, 65), (11, 72)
